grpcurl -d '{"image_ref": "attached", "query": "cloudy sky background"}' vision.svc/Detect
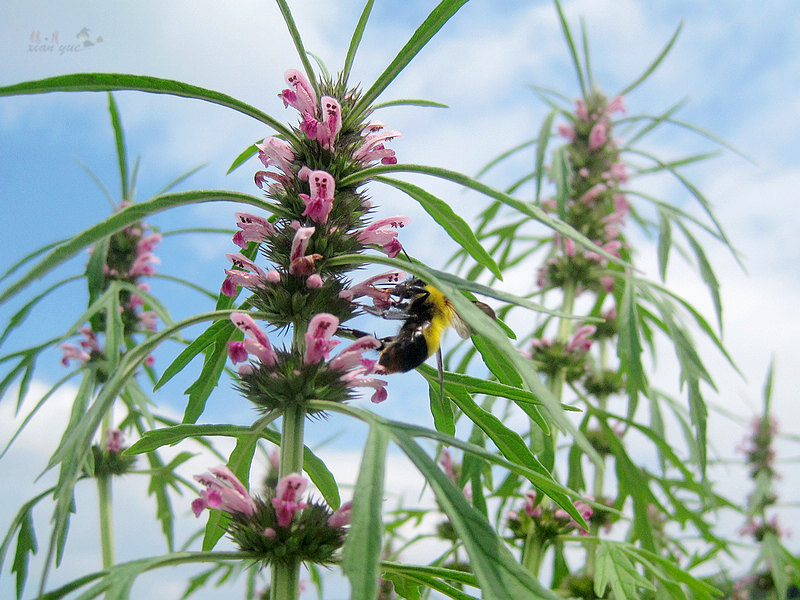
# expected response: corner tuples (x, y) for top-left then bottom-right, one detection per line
(1, 0), (799, 597)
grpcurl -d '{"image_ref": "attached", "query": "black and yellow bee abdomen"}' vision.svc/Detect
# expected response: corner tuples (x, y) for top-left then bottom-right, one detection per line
(377, 283), (452, 373)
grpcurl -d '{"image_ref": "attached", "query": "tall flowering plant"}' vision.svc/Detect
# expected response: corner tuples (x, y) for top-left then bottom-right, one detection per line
(0, 2), (599, 599)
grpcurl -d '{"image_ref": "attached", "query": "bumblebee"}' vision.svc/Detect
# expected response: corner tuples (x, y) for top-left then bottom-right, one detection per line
(356, 277), (495, 374)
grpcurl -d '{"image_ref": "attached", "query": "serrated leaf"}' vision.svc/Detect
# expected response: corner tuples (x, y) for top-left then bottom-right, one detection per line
(594, 541), (655, 599)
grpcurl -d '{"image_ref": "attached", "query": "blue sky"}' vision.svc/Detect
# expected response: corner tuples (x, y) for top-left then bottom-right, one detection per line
(1, 0), (800, 597)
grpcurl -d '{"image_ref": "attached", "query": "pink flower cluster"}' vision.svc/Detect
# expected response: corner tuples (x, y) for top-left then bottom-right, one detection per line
(192, 468), (353, 533)
(509, 490), (594, 536)
(192, 465), (257, 518)
(226, 312), (388, 403)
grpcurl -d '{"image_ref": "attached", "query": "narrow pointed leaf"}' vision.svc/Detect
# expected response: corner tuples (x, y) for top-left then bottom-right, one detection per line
(352, 0), (469, 118)
(0, 190), (288, 305)
(343, 0), (375, 85)
(0, 73), (294, 138)
(378, 176), (502, 279)
(343, 425), (389, 600)
(107, 93), (128, 200)
(618, 22), (682, 97)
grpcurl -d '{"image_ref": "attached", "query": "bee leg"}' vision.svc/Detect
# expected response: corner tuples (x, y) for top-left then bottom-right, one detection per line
(336, 326), (392, 350)
(436, 347), (445, 403)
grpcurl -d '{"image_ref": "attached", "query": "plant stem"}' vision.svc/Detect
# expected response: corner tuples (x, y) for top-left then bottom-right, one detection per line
(523, 281), (578, 573)
(272, 324), (307, 600)
(98, 411), (115, 570)
(97, 475), (114, 568)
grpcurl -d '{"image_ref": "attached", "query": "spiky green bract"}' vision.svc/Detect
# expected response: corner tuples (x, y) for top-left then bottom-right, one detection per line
(583, 369), (624, 397)
(542, 253), (619, 293)
(234, 350), (354, 416)
(249, 273), (356, 329)
(530, 341), (591, 382)
(226, 497), (346, 567)
(89, 445), (137, 477)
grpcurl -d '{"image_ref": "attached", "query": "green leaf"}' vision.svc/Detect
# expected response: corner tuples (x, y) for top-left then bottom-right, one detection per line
(343, 425), (389, 600)
(657, 208), (672, 281)
(225, 142), (259, 175)
(677, 222), (722, 332)
(125, 422), (340, 509)
(0, 73), (294, 138)
(106, 92), (128, 201)
(535, 110), (557, 205)
(617, 277), (647, 402)
(182, 335), (231, 424)
(341, 164), (628, 267)
(428, 383), (456, 436)
(10, 505), (37, 599)
(551, 145), (571, 221)
(553, 0), (586, 97)
(372, 98), (448, 110)
(763, 358), (775, 412)
(392, 431), (561, 600)
(155, 319), (235, 390)
(314, 401), (586, 536)
(351, 0), (469, 120)
(377, 176), (502, 279)
(0, 275), (81, 348)
(342, 0), (375, 86)
(618, 22), (682, 97)
(595, 541), (656, 599)
(274, 0), (320, 102)
(156, 163), (208, 195)
(0, 190), (287, 305)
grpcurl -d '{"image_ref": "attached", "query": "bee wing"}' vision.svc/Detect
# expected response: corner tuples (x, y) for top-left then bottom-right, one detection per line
(449, 309), (472, 339)
(450, 300), (495, 339)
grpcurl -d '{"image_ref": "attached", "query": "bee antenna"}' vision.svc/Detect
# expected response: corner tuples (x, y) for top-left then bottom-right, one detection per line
(401, 247), (413, 263)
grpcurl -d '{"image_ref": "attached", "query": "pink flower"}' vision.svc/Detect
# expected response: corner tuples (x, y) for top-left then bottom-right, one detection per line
(439, 449), (456, 483)
(353, 129), (402, 166)
(339, 270), (406, 308)
(557, 124), (575, 140)
(300, 96), (342, 150)
(289, 227), (322, 276)
(567, 325), (597, 352)
(304, 313), (340, 364)
(279, 69), (317, 115)
(105, 428), (123, 452)
(272, 473), (308, 527)
(579, 183), (607, 204)
(233, 212), (276, 248)
(329, 337), (388, 403)
(230, 312), (278, 367)
(589, 121), (608, 150)
(357, 216), (410, 257)
(575, 100), (589, 121)
(299, 170), (335, 224)
(256, 137), (296, 178)
(192, 465), (257, 518)
(137, 233), (162, 254)
(604, 95), (626, 116)
(138, 311), (158, 331)
(328, 501), (352, 527)
(222, 252), (269, 296)
(128, 252), (160, 277)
